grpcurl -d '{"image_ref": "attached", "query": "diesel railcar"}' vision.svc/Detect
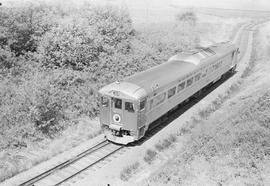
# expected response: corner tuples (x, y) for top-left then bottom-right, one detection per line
(98, 42), (239, 144)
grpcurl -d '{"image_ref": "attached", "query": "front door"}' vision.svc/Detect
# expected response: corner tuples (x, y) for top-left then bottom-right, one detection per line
(122, 100), (137, 130)
(111, 97), (123, 126)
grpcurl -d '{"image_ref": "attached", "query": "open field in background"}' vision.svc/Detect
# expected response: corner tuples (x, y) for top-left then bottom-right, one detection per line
(0, 1), (268, 183)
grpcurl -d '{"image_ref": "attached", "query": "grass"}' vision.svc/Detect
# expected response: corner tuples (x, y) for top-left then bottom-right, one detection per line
(196, 31), (258, 121)
(120, 161), (140, 181)
(147, 88), (270, 185)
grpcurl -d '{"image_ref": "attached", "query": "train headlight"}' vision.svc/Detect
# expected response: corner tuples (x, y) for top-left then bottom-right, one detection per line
(113, 114), (121, 123)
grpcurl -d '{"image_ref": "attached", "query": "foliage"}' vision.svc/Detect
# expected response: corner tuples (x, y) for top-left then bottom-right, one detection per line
(144, 149), (157, 164)
(0, 68), (98, 141)
(0, 2), (200, 150)
(0, 3), (59, 56)
(0, 47), (18, 71)
(37, 5), (134, 70)
(155, 134), (177, 152)
(176, 11), (197, 26)
(120, 161), (140, 181)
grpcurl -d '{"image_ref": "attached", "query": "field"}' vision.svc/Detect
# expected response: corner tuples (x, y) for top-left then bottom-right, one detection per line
(0, 1), (263, 184)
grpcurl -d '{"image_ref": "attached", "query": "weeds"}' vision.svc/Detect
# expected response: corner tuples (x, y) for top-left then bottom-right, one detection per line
(155, 135), (177, 152)
(144, 149), (158, 164)
(177, 127), (191, 136)
(120, 161), (140, 181)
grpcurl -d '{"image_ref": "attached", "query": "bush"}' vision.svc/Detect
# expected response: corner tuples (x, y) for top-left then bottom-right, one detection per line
(37, 5), (134, 70)
(176, 11), (197, 26)
(0, 47), (18, 71)
(144, 149), (157, 164)
(0, 3), (59, 56)
(120, 162), (140, 181)
(0, 68), (98, 141)
(155, 135), (177, 152)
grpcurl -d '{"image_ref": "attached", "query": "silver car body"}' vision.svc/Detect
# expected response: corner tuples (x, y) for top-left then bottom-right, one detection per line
(99, 42), (239, 144)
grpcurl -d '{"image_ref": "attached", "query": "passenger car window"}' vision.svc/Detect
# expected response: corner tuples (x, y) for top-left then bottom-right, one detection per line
(201, 69), (207, 78)
(177, 82), (185, 92)
(168, 87), (176, 98)
(155, 92), (166, 106)
(125, 102), (134, 112)
(187, 77), (193, 87)
(114, 98), (122, 109)
(140, 100), (146, 110)
(101, 96), (108, 107)
(195, 73), (201, 81)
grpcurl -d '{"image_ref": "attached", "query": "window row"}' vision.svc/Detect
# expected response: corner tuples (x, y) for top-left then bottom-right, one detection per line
(149, 71), (203, 110)
(212, 60), (223, 70)
(101, 97), (146, 113)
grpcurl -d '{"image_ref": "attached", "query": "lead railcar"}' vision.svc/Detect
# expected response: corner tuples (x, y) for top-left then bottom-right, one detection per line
(99, 42), (239, 144)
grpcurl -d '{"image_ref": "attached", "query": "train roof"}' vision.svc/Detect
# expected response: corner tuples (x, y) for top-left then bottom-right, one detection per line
(99, 42), (238, 100)
(125, 60), (196, 95)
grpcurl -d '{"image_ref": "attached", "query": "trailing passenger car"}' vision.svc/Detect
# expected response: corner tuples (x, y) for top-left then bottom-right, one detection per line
(98, 42), (239, 144)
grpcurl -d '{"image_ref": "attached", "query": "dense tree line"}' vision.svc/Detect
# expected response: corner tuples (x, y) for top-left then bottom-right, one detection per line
(0, 2), (199, 148)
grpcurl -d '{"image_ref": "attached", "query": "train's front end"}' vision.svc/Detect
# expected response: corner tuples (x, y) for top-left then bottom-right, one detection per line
(98, 81), (147, 145)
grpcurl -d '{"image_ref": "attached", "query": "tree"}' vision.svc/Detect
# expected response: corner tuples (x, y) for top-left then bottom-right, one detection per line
(176, 11), (197, 26)
(0, 3), (59, 56)
(37, 5), (134, 70)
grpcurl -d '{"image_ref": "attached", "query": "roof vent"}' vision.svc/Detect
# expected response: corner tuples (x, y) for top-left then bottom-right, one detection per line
(115, 81), (120, 84)
(151, 83), (159, 90)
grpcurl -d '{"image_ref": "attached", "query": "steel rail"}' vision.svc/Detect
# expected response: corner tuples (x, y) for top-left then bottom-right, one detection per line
(54, 145), (124, 186)
(19, 140), (109, 186)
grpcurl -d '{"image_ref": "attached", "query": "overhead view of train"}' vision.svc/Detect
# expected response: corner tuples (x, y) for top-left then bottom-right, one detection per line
(99, 41), (240, 144)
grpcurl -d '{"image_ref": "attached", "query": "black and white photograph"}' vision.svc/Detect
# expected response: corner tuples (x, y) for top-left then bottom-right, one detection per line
(0, 0), (270, 185)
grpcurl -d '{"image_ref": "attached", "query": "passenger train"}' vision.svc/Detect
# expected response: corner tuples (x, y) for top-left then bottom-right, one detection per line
(98, 42), (240, 144)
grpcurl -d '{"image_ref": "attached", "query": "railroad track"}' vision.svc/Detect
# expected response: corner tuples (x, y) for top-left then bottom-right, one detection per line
(19, 140), (124, 186)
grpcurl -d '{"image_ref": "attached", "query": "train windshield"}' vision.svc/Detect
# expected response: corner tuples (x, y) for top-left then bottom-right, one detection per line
(125, 102), (135, 112)
(140, 100), (146, 111)
(113, 98), (122, 109)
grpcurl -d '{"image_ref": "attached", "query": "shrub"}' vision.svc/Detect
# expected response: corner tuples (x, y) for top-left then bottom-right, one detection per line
(0, 68), (98, 141)
(0, 3), (59, 56)
(37, 5), (134, 70)
(176, 11), (197, 26)
(0, 47), (18, 71)
(144, 149), (157, 164)
(155, 134), (177, 152)
(120, 162), (140, 181)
